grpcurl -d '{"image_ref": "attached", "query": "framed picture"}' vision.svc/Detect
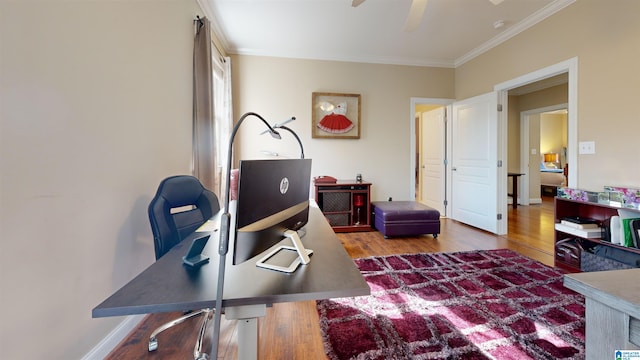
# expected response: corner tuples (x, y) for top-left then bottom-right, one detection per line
(312, 92), (361, 139)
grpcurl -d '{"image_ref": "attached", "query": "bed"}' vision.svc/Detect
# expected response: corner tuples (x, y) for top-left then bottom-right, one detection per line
(540, 161), (566, 195)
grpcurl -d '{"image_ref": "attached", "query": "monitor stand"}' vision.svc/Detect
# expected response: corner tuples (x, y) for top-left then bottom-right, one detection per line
(256, 229), (313, 273)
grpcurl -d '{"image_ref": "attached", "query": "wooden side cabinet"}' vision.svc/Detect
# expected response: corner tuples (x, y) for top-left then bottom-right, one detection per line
(554, 197), (640, 272)
(314, 181), (372, 232)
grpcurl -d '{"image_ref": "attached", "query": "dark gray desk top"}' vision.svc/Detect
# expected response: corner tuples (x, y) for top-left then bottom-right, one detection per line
(564, 268), (640, 319)
(93, 205), (370, 318)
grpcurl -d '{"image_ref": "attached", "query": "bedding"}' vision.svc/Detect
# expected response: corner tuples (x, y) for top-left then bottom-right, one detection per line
(540, 161), (566, 187)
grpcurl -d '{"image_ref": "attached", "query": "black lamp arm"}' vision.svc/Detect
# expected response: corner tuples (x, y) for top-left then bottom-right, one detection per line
(276, 125), (305, 159)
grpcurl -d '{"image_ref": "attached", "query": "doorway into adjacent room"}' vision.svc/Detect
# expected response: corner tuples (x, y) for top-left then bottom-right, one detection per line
(411, 98), (453, 218)
(503, 74), (570, 253)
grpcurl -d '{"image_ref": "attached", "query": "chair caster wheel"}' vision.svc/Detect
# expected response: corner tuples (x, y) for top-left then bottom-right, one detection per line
(196, 353), (209, 360)
(148, 338), (158, 352)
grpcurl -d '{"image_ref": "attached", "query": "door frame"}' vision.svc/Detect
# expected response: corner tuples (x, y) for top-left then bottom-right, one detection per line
(495, 57), (578, 234)
(410, 98), (454, 217)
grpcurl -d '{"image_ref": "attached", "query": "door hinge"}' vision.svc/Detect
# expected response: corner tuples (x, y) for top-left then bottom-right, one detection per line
(444, 200), (448, 206)
(497, 104), (503, 112)
(497, 213), (503, 220)
(443, 159), (448, 166)
(497, 160), (503, 167)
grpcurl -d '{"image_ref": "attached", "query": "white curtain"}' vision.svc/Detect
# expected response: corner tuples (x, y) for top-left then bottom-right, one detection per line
(212, 55), (232, 198)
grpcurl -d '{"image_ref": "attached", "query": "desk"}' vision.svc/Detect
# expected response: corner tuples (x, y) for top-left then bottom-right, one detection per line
(507, 172), (524, 209)
(93, 204), (370, 359)
(564, 269), (640, 359)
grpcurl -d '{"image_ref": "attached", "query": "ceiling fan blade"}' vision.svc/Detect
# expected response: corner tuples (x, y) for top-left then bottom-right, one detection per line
(404, 0), (428, 32)
(352, 0), (366, 7)
(488, 0), (505, 5)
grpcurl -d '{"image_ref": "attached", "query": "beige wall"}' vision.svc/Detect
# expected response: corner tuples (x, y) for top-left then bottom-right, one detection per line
(231, 56), (454, 201)
(456, 0), (640, 191)
(0, 0), (202, 358)
(540, 113), (568, 158)
(233, 0), (640, 201)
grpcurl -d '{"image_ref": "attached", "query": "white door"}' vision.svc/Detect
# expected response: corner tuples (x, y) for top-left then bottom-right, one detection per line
(451, 92), (499, 233)
(420, 108), (445, 214)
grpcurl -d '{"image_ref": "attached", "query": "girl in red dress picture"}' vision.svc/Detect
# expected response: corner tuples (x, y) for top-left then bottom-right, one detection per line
(317, 102), (354, 134)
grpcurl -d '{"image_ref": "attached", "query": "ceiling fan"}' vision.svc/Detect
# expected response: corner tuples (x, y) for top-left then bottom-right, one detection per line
(351, 0), (505, 32)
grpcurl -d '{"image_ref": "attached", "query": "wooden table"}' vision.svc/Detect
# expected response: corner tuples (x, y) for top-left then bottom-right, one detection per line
(564, 269), (640, 359)
(93, 204), (370, 359)
(507, 172), (524, 209)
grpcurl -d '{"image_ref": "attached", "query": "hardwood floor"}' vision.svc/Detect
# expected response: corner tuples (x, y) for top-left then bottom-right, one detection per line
(105, 196), (555, 359)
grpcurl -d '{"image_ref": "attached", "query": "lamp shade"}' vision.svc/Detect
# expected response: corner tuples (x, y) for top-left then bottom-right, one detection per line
(543, 153), (559, 163)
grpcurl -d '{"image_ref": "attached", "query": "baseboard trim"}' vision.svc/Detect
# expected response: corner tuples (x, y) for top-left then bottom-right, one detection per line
(82, 314), (145, 360)
(529, 198), (542, 204)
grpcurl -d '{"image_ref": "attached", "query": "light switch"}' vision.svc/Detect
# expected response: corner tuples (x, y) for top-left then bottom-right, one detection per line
(531, 149), (537, 155)
(579, 141), (596, 154)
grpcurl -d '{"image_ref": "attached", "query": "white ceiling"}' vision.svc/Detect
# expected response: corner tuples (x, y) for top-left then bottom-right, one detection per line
(204, 0), (575, 68)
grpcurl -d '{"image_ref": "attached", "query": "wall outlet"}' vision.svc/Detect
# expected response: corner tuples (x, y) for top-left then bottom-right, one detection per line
(578, 141), (596, 154)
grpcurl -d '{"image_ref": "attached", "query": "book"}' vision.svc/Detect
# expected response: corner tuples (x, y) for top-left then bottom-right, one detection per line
(561, 216), (598, 225)
(554, 223), (602, 239)
(560, 220), (600, 229)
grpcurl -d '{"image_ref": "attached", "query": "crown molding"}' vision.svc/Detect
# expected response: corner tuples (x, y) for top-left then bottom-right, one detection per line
(454, 0), (576, 67)
(196, 0), (231, 55)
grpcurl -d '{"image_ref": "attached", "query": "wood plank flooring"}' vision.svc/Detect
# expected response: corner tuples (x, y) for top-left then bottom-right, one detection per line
(105, 197), (555, 359)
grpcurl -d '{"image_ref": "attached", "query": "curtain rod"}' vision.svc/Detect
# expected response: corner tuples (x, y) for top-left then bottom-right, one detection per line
(194, 16), (227, 63)
(194, 15), (204, 27)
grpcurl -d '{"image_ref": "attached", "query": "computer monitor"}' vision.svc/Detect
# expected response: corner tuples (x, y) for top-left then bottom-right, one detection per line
(231, 158), (313, 272)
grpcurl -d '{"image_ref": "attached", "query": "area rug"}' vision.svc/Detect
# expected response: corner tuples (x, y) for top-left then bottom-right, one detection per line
(317, 249), (585, 359)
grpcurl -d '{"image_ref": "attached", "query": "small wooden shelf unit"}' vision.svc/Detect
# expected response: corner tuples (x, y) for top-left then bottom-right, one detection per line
(554, 197), (640, 272)
(314, 181), (372, 232)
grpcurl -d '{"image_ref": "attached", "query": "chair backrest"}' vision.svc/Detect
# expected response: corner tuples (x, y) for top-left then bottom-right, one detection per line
(148, 175), (220, 260)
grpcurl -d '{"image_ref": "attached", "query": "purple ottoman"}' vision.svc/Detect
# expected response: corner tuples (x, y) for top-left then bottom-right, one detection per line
(372, 201), (440, 238)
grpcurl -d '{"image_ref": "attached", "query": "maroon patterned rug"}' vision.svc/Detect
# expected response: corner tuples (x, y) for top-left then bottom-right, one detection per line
(317, 249), (585, 359)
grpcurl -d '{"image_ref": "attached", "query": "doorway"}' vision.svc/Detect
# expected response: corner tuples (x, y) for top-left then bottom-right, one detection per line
(519, 105), (568, 206)
(496, 57), (578, 235)
(410, 57), (578, 236)
(410, 98), (453, 218)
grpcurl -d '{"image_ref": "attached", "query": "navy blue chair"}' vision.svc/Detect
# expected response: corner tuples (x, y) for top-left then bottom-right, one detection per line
(147, 175), (220, 360)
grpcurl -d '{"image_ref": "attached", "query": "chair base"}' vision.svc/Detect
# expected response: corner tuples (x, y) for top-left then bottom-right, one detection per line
(148, 308), (213, 360)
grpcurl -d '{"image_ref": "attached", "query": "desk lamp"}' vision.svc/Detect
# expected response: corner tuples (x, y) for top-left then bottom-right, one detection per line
(211, 112), (297, 358)
(273, 125), (305, 159)
(262, 117), (305, 159)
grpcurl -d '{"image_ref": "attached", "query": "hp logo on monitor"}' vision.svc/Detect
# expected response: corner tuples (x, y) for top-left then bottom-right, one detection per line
(279, 177), (289, 194)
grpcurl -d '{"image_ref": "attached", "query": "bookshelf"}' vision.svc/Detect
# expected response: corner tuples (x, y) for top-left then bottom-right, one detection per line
(554, 197), (640, 272)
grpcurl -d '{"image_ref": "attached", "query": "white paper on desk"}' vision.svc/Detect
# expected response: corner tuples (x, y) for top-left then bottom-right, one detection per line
(195, 211), (222, 233)
(196, 220), (217, 232)
(197, 214), (222, 232)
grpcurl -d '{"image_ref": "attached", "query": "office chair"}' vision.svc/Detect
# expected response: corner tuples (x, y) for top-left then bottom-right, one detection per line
(148, 175), (221, 360)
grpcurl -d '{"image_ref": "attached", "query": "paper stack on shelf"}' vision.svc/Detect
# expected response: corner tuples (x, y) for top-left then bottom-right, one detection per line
(560, 220), (599, 229)
(555, 223), (602, 239)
